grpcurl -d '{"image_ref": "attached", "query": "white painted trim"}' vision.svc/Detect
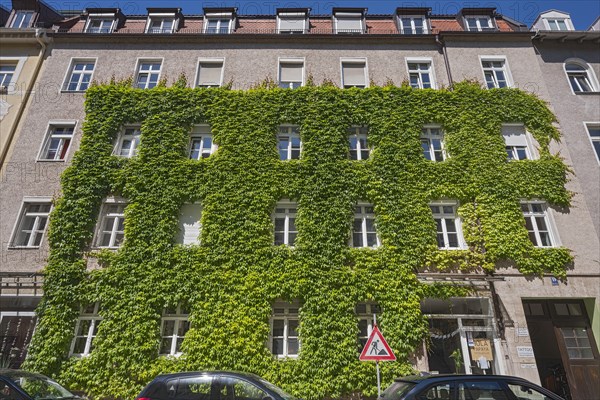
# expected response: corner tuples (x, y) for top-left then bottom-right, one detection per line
(276, 14), (307, 33)
(429, 200), (467, 250)
(92, 197), (127, 249)
(501, 123), (539, 160)
(563, 58), (600, 95)
(36, 120), (78, 162)
(479, 55), (514, 89)
(60, 57), (98, 93)
(194, 57), (225, 88)
(405, 57), (437, 89)
(277, 57), (306, 88)
(0, 56), (27, 95)
(8, 197), (53, 249)
(145, 14), (177, 34)
(397, 15), (429, 34)
(84, 15), (117, 33)
(333, 13), (365, 34)
(133, 57), (164, 89)
(340, 57), (369, 88)
(520, 200), (562, 247)
(583, 121), (600, 164)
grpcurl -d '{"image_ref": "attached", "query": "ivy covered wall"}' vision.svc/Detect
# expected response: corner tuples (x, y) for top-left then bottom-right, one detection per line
(24, 80), (572, 399)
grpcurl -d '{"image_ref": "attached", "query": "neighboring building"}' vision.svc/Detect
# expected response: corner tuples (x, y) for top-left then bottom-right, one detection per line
(0, 3), (598, 399)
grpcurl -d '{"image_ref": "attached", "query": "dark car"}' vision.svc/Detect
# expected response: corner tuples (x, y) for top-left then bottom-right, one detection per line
(0, 369), (80, 400)
(380, 374), (564, 400)
(136, 371), (298, 400)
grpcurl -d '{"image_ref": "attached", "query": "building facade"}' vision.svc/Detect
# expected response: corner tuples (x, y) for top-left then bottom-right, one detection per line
(0, 2), (598, 399)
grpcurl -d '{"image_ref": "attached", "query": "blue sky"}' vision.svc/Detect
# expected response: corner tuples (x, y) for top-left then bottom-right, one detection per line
(3, 1), (599, 30)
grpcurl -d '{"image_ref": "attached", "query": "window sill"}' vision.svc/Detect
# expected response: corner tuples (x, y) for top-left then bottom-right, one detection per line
(574, 91), (600, 95)
(7, 245), (41, 250)
(36, 159), (66, 163)
(60, 90), (86, 94)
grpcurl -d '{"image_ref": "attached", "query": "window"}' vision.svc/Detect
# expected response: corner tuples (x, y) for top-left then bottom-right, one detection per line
(39, 125), (74, 161)
(114, 127), (141, 158)
(278, 125), (301, 160)
(273, 201), (297, 246)
(277, 13), (307, 33)
(0, 64), (16, 88)
(585, 123), (600, 163)
(135, 60), (162, 89)
(64, 60), (95, 92)
(546, 18), (568, 30)
(481, 59), (510, 89)
(95, 200), (126, 248)
(465, 16), (494, 31)
(507, 383), (555, 400)
(458, 382), (507, 400)
(348, 126), (370, 160)
(85, 18), (115, 33)
(10, 11), (35, 28)
(160, 305), (190, 356)
(146, 17), (175, 33)
(189, 125), (217, 159)
(196, 60), (224, 88)
(421, 126), (445, 161)
(279, 60), (304, 89)
(270, 302), (299, 358)
(334, 13), (364, 34)
(11, 201), (51, 248)
(407, 61), (434, 89)
(415, 384), (452, 400)
(341, 60), (367, 88)
(565, 61), (597, 93)
(521, 201), (556, 247)
(71, 303), (101, 356)
(204, 18), (231, 34)
(430, 202), (464, 249)
(352, 203), (379, 248)
(177, 203), (202, 245)
(502, 124), (536, 160)
(356, 303), (380, 349)
(398, 16), (427, 34)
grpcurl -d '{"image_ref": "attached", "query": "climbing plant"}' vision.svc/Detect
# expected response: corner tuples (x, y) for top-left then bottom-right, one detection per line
(24, 79), (571, 399)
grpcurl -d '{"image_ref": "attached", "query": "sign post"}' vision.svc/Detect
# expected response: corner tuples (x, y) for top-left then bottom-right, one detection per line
(359, 314), (396, 397)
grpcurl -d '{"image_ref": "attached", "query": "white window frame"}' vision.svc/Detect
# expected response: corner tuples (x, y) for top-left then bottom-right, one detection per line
(356, 303), (379, 349)
(406, 58), (436, 89)
(521, 201), (559, 248)
(10, 10), (35, 28)
(145, 14), (177, 34)
(563, 59), (599, 94)
(502, 124), (538, 161)
(277, 13), (307, 33)
(177, 203), (202, 245)
(544, 18), (570, 31)
(159, 305), (190, 356)
(348, 125), (370, 160)
(61, 58), (96, 92)
(465, 16), (494, 31)
(277, 125), (302, 160)
(203, 17), (233, 34)
(269, 301), (300, 358)
(351, 203), (380, 248)
(189, 124), (217, 159)
(134, 58), (163, 89)
(0, 56), (26, 94)
(273, 200), (297, 246)
(480, 56), (513, 89)
(421, 125), (446, 162)
(584, 122), (600, 164)
(333, 13), (365, 34)
(84, 15), (116, 33)
(37, 120), (77, 162)
(398, 15), (428, 34)
(194, 58), (225, 88)
(340, 58), (369, 89)
(278, 58), (305, 89)
(70, 303), (101, 356)
(430, 201), (466, 250)
(114, 126), (141, 158)
(9, 198), (52, 249)
(94, 198), (127, 249)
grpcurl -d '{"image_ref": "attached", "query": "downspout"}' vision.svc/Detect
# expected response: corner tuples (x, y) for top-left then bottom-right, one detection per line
(0, 28), (49, 170)
(436, 34), (454, 90)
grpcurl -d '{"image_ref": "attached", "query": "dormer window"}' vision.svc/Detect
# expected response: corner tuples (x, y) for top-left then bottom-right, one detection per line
(465, 16), (494, 31)
(147, 17), (174, 33)
(333, 9), (365, 34)
(10, 10), (35, 28)
(277, 9), (308, 34)
(545, 18), (568, 31)
(85, 11), (117, 34)
(203, 8), (236, 34)
(205, 18), (231, 34)
(398, 16), (427, 34)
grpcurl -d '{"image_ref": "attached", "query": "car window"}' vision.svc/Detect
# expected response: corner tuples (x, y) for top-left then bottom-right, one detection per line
(415, 383), (451, 400)
(457, 381), (508, 400)
(164, 376), (212, 400)
(8, 375), (73, 400)
(216, 377), (269, 400)
(507, 384), (553, 400)
(380, 381), (417, 400)
(0, 379), (26, 400)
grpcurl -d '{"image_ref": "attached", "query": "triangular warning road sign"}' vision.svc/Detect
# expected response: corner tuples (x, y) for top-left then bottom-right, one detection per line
(359, 325), (396, 361)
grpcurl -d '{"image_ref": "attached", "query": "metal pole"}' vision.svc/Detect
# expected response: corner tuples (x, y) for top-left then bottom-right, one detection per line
(374, 313), (380, 397)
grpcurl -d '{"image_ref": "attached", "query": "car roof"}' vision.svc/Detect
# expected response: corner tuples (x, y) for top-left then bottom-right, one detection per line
(395, 374), (532, 383)
(151, 370), (264, 382)
(0, 369), (50, 380)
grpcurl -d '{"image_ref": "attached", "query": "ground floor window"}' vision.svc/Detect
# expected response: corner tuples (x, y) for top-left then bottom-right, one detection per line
(270, 301), (300, 358)
(0, 308), (37, 369)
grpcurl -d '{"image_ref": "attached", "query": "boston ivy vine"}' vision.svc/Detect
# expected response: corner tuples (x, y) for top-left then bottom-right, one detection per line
(24, 79), (571, 399)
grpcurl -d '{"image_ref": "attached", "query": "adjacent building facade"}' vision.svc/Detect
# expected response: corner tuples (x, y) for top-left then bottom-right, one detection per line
(0, 2), (598, 399)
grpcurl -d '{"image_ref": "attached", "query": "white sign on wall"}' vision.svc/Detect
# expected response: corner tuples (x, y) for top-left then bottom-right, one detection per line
(517, 346), (535, 358)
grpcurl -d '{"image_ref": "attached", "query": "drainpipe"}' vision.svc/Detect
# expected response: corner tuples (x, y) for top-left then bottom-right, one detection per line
(436, 34), (454, 90)
(0, 28), (49, 170)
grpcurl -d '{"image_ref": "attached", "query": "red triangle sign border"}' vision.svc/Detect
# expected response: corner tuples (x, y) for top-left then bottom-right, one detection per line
(359, 325), (396, 361)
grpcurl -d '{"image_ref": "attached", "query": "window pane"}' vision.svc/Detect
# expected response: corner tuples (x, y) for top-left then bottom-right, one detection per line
(287, 338), (299, 355)
(288, 319), (299, 336)
(272, 338), (284, 355)
(272, 320), (284, 336)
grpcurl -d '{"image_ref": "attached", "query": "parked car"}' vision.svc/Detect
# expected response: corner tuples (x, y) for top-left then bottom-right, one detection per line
(136, 371), (298, 400)
(380, 374), (564, 400)
(0, 369), (81, 400)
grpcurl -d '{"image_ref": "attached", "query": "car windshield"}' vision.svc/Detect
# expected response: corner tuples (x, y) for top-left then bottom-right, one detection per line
(380, 381), (416, 400)
(257, 378), (298, 400)
(7, 373), (76, 399)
